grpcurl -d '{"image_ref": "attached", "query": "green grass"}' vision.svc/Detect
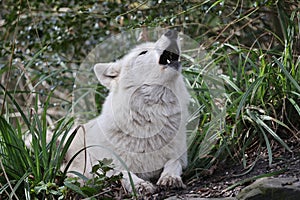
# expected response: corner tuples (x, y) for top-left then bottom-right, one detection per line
(0, 85), (124, 199)
(0, 85), (75, 199)
(184, 1), (300, 177)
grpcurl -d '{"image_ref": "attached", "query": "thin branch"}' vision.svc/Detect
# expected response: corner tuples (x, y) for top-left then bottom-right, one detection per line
(0, 158), (20, 200)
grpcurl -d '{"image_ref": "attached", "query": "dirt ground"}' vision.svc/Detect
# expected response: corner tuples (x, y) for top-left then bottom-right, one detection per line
(151, 138), (300, 199)
(97, 137), (300, 199)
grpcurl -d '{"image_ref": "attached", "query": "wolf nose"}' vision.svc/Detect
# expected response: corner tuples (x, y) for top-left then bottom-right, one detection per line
(164, 30), (178, 39)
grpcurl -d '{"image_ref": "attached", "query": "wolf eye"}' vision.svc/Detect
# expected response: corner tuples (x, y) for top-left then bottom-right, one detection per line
(138, 51), (148, 56)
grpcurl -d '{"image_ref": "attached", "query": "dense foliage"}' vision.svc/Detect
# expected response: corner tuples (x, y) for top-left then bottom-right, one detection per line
(0, 0), (299, 199)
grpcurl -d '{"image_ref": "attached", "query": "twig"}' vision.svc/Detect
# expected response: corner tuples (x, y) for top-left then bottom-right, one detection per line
(0, 158), (20, 200)
(0, 5), (20, 115)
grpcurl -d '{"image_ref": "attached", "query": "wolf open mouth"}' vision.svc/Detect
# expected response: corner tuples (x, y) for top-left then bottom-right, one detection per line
(159, 43), (181, 71)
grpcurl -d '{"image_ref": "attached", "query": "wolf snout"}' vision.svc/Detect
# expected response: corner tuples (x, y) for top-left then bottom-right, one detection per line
(164, 30), (178, 40)
(159, 30), (181, 71)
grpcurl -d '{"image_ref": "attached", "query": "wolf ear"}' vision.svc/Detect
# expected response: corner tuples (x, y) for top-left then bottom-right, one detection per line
(94, 63), (120, 89)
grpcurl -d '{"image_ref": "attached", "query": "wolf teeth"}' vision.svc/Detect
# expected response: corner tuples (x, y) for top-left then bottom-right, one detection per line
(167, 59), (171, 64)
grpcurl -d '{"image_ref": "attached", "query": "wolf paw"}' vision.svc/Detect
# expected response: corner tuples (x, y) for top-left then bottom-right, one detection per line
(134, 181), (156, 195)
(157, 175), (186, 189)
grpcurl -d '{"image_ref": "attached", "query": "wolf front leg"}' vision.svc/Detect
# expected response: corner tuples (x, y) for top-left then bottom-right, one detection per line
(121, 170), (156, 195)
(156, 159), (186, 188)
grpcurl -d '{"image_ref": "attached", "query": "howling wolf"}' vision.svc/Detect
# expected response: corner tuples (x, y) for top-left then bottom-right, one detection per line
(66, 30), (190, 195)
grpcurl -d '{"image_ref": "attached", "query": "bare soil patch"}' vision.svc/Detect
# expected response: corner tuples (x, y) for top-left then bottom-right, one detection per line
(151, 138), (300, 199)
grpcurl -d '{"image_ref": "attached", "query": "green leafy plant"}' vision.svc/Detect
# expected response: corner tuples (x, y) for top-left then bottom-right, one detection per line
(64, 159), (123, 199)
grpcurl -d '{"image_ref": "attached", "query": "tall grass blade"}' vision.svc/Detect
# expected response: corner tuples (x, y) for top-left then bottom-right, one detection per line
(0, 84), (31, 129)
(235, 76), (265, 121)
(8, 172), (30, 200)
(288, 98), (300, 117)
(259, 126), (273, 166)
(274, 57), (300, 92)
(14, 46), (48, 92)
(220, 74), (242, 93)
(257, 117), (292, 152)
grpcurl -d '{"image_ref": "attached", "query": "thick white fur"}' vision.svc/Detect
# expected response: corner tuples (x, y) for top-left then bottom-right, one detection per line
(66, 32), (190, 195)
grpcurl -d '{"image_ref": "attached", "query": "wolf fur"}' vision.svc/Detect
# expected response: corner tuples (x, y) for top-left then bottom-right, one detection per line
(66, 30), (190, 194)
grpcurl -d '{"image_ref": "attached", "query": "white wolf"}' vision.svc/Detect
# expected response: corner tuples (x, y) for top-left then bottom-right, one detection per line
(66, 30), (190, 195)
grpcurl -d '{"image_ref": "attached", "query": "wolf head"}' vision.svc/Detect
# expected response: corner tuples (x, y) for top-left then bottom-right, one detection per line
(94, 30), (182, 90)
